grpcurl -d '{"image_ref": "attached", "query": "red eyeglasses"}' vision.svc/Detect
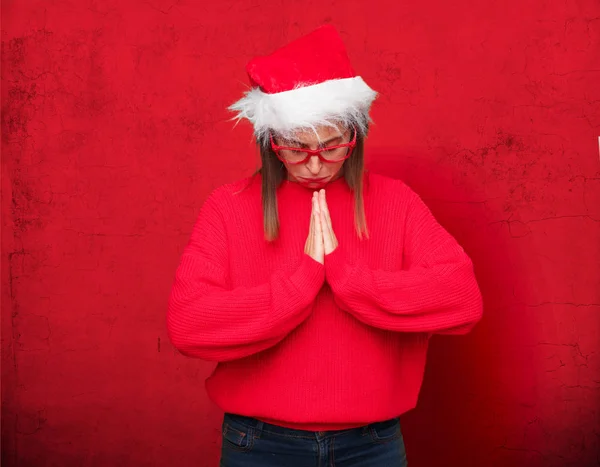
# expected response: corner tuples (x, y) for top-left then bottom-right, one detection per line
(270, 128), (357, 165)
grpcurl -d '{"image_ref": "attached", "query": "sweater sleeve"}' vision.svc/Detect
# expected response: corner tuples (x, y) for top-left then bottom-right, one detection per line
(167, 190), (325, 362)
(324, 189), (483, 335)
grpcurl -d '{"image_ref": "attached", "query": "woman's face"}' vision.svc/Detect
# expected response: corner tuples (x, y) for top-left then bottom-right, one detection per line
(274, 125), (352, 190)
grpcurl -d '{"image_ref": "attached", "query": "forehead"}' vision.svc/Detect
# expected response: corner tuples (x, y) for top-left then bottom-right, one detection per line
(279, 123), (348, 145)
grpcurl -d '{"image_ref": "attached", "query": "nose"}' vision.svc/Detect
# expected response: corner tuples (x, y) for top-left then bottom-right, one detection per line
(306, 155), (322, 175)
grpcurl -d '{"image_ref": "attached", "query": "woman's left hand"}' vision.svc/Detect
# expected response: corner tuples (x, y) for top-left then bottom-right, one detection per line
(317, 189), (338, 255)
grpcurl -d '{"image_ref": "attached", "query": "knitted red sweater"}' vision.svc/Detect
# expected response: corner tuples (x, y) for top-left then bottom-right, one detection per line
(167, 172), (483, 431)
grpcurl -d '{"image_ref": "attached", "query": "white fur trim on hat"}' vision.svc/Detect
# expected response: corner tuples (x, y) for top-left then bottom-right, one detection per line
(229, 76), (378, 143)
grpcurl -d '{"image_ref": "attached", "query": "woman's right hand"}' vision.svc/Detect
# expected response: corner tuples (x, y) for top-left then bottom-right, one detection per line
(304, 192), (325, 264)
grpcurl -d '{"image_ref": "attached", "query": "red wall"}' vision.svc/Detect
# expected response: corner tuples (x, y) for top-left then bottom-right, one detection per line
(2, 0), (599, 466)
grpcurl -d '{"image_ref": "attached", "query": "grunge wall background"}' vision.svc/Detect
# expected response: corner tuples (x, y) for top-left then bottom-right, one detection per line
(2, 0), (599, 465)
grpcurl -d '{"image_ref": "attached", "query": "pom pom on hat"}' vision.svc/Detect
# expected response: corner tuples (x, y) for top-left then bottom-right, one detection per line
(229, 25), (378, 143)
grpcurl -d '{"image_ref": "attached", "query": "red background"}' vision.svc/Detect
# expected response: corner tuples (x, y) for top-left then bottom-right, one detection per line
(2, 0), (599, 466)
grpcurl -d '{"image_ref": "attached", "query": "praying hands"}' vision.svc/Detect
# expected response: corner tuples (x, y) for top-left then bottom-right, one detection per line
(304, 189), (339, 264)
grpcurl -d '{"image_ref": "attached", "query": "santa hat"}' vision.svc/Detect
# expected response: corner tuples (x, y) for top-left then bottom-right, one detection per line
(229, 25), (378, 143)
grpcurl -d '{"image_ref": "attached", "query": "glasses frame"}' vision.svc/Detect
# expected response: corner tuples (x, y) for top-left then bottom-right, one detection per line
(269, 127), (357, 165)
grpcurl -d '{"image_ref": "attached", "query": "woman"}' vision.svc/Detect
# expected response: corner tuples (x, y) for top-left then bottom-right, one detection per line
(167, 25), (483, 467)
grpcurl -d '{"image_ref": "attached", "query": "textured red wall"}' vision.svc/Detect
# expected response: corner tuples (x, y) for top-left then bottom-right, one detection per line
(2, 0), (599, 466)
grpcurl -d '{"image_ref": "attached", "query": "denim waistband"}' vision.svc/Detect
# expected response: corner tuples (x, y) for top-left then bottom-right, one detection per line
(223, 413), (399, 439)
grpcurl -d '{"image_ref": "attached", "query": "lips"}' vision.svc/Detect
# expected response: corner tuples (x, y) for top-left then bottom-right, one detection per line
(300, 177), (328, 183)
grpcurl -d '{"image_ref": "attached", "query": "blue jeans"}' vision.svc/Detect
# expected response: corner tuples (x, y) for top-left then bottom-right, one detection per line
(220, 413), (408, 467)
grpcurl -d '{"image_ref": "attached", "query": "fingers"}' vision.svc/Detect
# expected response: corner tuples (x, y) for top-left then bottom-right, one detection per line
(317, 189), (338, 255)
(319, 190), (334, 233)
(312, 192), (324, 263)
(317, 191), (332, 254)
(313, 192), (322, 239)
(309, 193), (315, 235)
(320, 212), (334, 254)
(306, 191), (327, 264)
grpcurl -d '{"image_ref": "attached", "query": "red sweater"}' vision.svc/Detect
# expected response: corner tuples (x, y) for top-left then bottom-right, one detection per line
(167, 172), (483, 431)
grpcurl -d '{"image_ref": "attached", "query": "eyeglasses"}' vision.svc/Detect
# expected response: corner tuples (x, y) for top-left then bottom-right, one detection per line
(269, 128), (357, 165)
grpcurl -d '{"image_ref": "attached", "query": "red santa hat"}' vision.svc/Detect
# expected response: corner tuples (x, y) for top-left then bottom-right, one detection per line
(229, 25), (378, 143)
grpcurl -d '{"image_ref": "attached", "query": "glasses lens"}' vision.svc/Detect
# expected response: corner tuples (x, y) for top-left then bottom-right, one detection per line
(320, 146), (349, 161)
(279, 149), (308, 163)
